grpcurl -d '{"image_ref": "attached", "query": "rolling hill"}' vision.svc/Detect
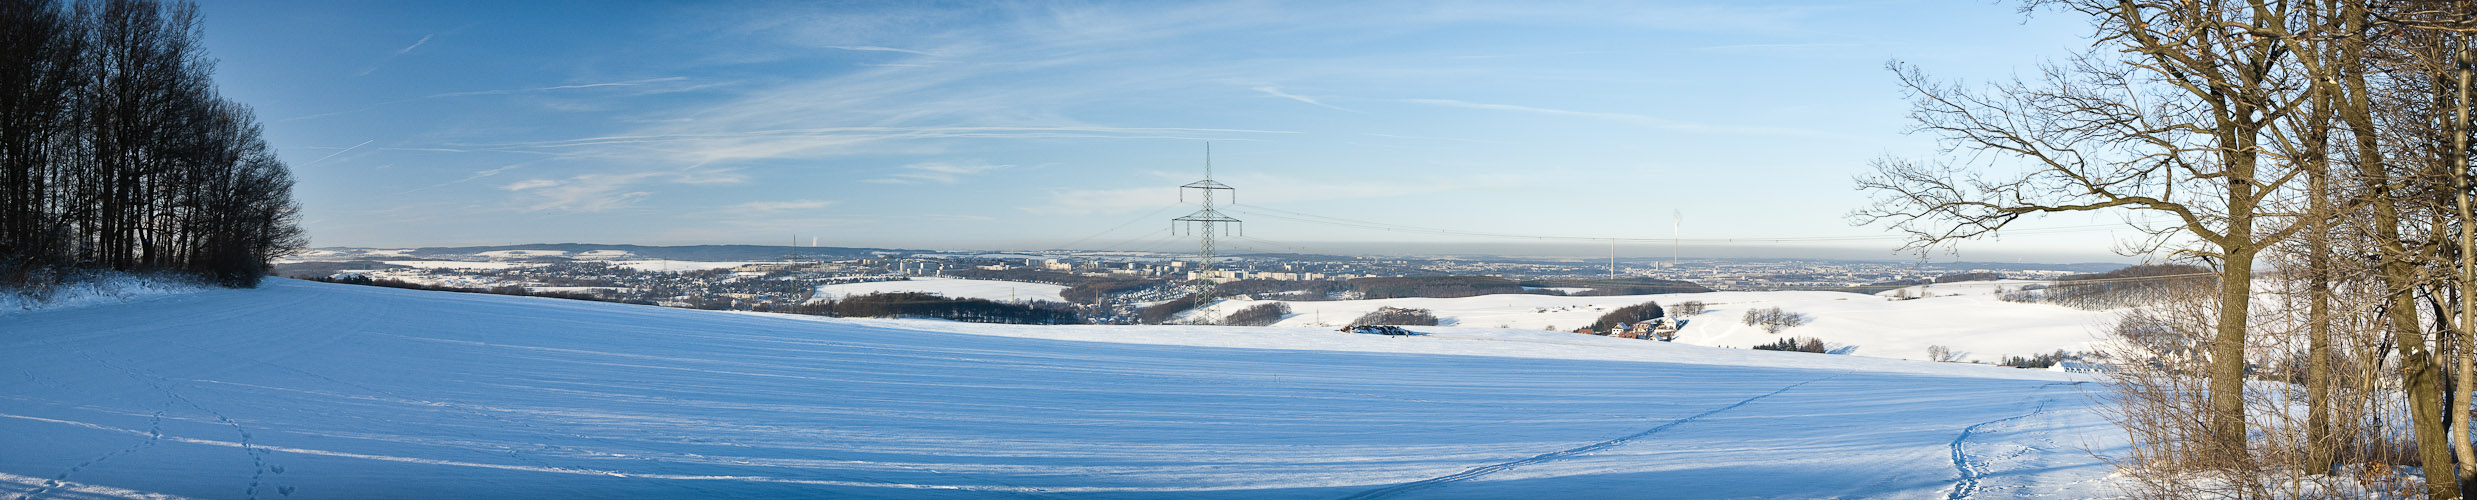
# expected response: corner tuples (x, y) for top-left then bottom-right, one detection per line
(0, 279), (2126, 498)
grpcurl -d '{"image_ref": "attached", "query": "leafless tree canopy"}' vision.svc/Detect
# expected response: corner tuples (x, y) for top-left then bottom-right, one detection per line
(1857, 0), (2476, 497)
(1, 0), (303, 288)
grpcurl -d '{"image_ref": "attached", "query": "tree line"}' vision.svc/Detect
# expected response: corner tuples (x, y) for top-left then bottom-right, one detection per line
(1586, 301), (1666, 333)
(821, 292), (1081, 325)
(2000, 264), (2214, 310)
(1856, 1), (2475, 496)
(1, 0), (302, 288)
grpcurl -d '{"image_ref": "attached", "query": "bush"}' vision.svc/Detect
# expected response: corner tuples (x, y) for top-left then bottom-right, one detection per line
(1588, 301), (1665, 332)
(1221, 302), (1290, 326)
(1351, 306), (1438, 326)
(1739, 306), (1809, 333)
(1753, 337), (1827, 353)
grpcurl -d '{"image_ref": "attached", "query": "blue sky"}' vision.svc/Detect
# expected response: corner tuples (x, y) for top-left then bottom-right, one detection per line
(194, 1), (2143, 262)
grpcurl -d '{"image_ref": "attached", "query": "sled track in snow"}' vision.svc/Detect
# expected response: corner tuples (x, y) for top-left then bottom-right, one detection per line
(1945, 385), (2069, 500)
(1338, 373), (1844, 500)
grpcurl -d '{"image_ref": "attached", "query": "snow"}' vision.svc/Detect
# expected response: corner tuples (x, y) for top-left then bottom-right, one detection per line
(0, 279), (2128, 498)
(814, 277), (1070, 303)
(1204, 287), (2119, 363)
(0, 272), (208, 316)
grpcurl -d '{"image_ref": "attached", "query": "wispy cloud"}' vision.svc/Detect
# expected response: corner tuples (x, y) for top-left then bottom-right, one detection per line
(435, 126), (1292, 169)
(1252, 86), (1354, 112)
(1025, 173), (1511, 216)
(1401, 98), (1826, 136)
(493, 165), (744, 213)
(867, 161), (1010, 184)
(500, 173), (651, 212)
(454, 161), (534, 183)
(427, 77), (693, 98)
(283, 77), (709, 123)
(829, 45), (934, 56)
(502, 179), (558, 191)
(1688, 42), (1862, 52)
(726, 199), (837, 212)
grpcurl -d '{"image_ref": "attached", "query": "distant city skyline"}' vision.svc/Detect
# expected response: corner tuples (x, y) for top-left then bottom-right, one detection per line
(194, 1), (2157, 263)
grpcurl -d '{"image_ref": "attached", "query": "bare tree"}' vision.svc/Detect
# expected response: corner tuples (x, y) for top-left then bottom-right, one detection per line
(1926, 344), (1967, 363)
(0, 0), (302, 288)
(1856, 0), (2319, 462)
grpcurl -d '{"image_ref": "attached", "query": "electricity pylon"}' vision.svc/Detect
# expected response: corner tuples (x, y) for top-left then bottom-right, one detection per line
(1173, 144), (1240, 324)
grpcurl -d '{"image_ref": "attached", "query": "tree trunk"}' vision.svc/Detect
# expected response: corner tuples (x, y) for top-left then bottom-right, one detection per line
(2306, 114), (2338, 476)
(2208, 245), (2257, 460)
(2452, 50), (2477, 490)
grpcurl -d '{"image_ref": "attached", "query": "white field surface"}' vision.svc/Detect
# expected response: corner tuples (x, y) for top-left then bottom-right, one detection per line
(1207, 280), (2116, 363)
(815, 277), (1069, 303)
(0, 279), (2127, 498)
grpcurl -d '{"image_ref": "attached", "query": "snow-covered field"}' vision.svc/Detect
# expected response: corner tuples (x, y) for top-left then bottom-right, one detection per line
(1206, 281), (2115, 363)
(815, 277), (1069, 303)
(1, 279), (2127, 498)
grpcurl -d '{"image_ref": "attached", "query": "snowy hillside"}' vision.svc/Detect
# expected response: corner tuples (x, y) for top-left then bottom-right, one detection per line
(1204, 282), (2116, 362)
(2, 279), (2125, 498)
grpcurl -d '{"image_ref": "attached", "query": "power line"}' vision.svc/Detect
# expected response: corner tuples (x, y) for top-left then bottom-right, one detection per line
(1054, 205), (1182, 251)
(1088, 227), (1177, 254)
(1224, 204), (2136, 244)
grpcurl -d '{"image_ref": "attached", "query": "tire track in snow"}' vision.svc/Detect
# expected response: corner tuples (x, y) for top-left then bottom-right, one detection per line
(1339, 373), (1844, 500)
(1945, 383), (2074, 500)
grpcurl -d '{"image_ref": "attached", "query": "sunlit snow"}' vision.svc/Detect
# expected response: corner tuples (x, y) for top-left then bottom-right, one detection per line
(1, 279), (2127, 498)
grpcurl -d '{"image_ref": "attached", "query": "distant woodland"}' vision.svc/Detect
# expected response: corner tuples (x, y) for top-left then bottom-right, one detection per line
(1, 0), (303, 287)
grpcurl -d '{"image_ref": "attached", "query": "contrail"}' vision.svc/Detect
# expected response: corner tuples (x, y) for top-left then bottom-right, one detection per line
(302, 139), (374, 167)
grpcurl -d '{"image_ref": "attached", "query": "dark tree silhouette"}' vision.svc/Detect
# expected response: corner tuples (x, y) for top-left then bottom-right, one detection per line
(0, 0), (302, 288)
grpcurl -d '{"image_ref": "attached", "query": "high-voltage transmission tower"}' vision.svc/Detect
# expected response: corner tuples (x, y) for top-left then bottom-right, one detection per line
(1173, 144), (1240, 323)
